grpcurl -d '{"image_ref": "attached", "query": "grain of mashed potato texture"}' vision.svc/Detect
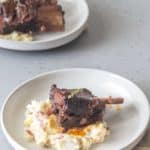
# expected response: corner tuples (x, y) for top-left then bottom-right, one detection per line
(24, 100), (109, 150)
(0, 32), (33, 41)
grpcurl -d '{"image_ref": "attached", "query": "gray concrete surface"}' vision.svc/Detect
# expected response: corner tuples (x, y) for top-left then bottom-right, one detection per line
(0, 0), (150, 149)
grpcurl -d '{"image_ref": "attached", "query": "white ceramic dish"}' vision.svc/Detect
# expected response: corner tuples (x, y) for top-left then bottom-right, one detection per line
(1, 68), (150, 150)
(0, 0), (89, 51)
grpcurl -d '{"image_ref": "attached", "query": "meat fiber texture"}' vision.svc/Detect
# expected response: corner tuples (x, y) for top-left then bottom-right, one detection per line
(50, 84), (124, 130)
(0, 0), (64, 34)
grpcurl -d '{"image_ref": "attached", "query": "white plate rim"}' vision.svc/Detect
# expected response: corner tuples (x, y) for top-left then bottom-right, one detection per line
(0, 0), (90, 44)
(1, 68), (150, 150)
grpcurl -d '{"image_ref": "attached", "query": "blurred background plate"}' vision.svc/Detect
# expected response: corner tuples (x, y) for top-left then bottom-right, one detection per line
(0, 0), (89, 51)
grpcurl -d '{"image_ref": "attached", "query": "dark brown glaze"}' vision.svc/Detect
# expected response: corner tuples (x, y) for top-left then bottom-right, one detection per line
(0, 0), (65, 34)
(50, 84), (124, 130)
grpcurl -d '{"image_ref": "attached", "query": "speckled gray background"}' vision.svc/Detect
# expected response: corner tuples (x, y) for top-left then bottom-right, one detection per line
(0, 0), (150, 149)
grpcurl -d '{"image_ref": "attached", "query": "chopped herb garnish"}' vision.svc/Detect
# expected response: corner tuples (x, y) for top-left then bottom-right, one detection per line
(68, 89), (81, 99)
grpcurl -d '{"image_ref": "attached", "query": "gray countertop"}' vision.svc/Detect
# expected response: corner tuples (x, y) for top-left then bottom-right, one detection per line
(0, 0), (150, 149)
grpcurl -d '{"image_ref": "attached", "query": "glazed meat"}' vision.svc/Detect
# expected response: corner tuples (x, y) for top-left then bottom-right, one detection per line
(37, 4), (64, 32)
(0, 0), (64, 34)
(50, 84), (124, 130)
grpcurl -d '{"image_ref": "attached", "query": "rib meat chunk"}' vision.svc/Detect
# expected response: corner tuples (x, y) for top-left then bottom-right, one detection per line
(50, 84), (124, 130)
(0, 0), (64, 34)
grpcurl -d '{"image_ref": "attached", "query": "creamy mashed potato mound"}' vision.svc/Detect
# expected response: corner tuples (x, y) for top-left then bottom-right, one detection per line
(0, 32), (33, 41)
(24, 100), (109, 150)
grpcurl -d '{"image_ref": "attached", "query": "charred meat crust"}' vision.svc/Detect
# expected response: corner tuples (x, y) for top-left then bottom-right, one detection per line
(0, 0), (65, 34)
(50, 84), (124, 130)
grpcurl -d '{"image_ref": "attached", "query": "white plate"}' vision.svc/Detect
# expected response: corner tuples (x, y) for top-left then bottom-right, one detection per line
(1, 68), (150, 150)
(0, 0), (89, 51)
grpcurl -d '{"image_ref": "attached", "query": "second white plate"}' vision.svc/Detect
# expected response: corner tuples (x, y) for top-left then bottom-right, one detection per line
(1, 68), (150, 150)
(0, 0), (89, 51)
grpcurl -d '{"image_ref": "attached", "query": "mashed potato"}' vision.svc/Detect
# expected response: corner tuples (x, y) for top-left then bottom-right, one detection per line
(0, 31), (33, 41)
(24, 100), (109, 150)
